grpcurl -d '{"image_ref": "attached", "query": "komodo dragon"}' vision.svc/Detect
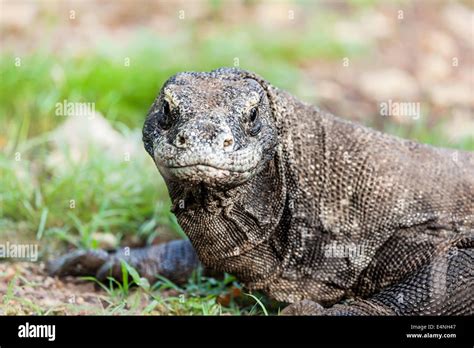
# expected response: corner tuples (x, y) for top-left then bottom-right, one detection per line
(48, 68), (473, 315)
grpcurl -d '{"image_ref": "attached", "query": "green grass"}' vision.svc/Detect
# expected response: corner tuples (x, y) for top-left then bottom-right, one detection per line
(1, 263), (275, 315)
(0, 142), (175, 251)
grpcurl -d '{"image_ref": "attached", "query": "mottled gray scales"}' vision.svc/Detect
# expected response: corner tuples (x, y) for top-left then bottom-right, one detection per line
(49, 68), (473, 315)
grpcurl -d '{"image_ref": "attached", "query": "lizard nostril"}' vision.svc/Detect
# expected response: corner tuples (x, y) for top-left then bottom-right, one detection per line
(223, 137), (233, 148)
(176, 135), (187, 148)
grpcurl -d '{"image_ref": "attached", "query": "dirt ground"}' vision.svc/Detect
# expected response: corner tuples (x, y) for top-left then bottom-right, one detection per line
(0, 262), (109, 315)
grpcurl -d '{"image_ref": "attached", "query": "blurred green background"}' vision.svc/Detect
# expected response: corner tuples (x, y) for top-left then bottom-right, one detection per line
(0, 0), (472, 315)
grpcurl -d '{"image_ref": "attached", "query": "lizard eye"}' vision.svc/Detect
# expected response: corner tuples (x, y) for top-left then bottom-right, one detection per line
(158, 100), (172, 130)
(248, 107), (262, 136)
(250, 107), (258, 122)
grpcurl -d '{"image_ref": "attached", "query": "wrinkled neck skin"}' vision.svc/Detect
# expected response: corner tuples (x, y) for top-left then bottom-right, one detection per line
(166, 148), (287, 285)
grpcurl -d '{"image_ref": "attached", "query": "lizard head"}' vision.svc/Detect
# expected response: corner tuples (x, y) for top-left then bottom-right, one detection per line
(143, 68), (278, 189)
(143, 69), (286, 280)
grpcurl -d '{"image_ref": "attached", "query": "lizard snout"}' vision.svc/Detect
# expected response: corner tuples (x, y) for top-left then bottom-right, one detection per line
(174, 120), (234, 153)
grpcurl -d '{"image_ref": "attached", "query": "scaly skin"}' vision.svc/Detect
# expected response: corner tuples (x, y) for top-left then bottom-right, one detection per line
(49, 68), (473, 315)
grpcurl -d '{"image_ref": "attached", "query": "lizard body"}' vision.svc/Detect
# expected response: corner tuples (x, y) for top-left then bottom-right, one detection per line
(49, 68), (473, 315)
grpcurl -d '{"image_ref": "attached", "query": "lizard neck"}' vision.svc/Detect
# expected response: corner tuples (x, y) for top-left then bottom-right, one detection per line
(167, 148), (287, 283)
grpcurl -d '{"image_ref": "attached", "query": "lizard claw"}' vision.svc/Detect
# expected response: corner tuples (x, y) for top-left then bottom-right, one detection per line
(95, 257), (125, 282)
(47, 241), (199, 285)
(47, 248), (145, 283)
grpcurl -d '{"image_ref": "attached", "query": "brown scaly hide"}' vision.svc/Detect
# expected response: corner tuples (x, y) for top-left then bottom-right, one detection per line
(148, 68), (473, 314)
(49, 68), (473, 315)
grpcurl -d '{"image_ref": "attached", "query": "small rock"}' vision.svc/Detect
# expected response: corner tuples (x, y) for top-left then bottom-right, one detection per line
(359, 69), (419, 101)
(429, 82), (472, 107)
(417, 54), (451, 83)
(91, 232), (118, 249)
(47, 112), (143, 172)
(43, 277), (55, 288)
(3, 267), (16, 282)
(42, 298), (59, 306)
(442, 3), (473, 44)
(423, 31), (457, 58)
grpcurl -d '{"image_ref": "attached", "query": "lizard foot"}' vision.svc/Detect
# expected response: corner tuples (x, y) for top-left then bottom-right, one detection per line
(47, 240), (199, 285)
(47, 249), (109, 277)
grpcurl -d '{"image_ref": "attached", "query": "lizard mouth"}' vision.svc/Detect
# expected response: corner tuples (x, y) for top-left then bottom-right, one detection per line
(162, 163), (257, 187)
(169, 164), (235, 177)
(168, 163), (249, 173)
(154, 142), (266, 187)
